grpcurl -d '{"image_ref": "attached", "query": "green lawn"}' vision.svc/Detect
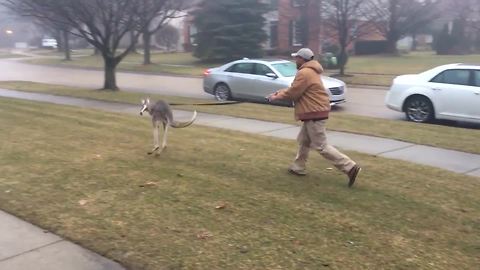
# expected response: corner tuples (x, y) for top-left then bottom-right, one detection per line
(1, 97), (479, 269)
(1, 81), (479, 155)
(0, 52), (26, 59)
(345, 51), (480, 75)
(328, 51), (480, 86)
(26, 51), (209, 77)
(28, 48), (95, 56)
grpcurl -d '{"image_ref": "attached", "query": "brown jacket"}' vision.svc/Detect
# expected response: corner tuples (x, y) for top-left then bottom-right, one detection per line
(277, 60), (330, 121)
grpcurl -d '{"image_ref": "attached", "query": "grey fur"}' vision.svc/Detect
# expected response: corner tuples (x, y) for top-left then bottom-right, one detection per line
(140, 98), (197, 155)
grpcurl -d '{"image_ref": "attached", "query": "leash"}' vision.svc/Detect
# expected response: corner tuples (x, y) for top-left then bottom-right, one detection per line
(169, 101), (244, 106)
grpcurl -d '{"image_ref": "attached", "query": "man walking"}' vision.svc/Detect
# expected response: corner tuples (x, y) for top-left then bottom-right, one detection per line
(267, 48), (361, 187)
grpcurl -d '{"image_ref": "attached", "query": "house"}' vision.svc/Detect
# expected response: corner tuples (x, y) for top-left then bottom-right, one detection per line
(183, 0), (323, 55)
(262, 0), (322, 55)
(182, 0), (391, 56)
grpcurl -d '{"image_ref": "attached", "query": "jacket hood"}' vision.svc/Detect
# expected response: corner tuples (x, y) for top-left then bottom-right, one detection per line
(300, 60), (323, 74)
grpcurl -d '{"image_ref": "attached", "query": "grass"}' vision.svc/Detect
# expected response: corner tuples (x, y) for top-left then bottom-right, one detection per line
(0, 52), (26, 59)
(26, 51), (209, 77)
(328, 51), (480, 86)
(28, 48), (96, 56)
(328, 73), (395, 87)
(0, 97), (479, 269)
(1, 81), (479, 155)
(345, 51), (480, 75)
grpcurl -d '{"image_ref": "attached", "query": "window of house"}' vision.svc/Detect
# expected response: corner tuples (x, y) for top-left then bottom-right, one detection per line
(291, 0), (306, 7)
(290, 20), (303, 46)
(269, 21), (278, 48)
(270, 0), (278, 8)
(189, 25), (197, 46)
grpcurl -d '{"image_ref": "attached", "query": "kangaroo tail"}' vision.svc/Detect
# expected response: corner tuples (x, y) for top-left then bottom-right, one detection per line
(169, 111), (197, 128)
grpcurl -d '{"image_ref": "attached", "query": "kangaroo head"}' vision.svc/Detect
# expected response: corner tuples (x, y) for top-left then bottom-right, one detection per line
(140, 98), (150, 116)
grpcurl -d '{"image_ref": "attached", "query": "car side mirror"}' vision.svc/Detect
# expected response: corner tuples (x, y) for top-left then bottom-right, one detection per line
(265, 73), (278, 79)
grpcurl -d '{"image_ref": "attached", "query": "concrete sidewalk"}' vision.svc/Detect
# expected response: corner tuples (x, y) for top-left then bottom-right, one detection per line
(1, 88), (479, 177)
(0, 210), (124, 270)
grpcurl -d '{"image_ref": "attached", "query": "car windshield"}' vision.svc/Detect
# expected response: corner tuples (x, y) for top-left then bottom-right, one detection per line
(272, 62), (297, 77)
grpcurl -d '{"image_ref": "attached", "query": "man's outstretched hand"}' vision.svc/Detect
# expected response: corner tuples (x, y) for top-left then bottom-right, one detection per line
(266, 91), (280, 102)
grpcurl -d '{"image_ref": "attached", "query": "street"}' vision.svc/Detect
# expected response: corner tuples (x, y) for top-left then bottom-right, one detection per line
(0, 58), (404, 120)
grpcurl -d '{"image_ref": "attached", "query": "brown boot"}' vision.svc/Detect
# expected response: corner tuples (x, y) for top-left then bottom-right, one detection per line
(348, 165), (361, 188)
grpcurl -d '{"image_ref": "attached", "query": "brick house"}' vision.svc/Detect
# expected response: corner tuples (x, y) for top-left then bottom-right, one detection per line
(263, 0), (322, 55)
(182, 0), (386, 56)
(183, 0), (323, 55)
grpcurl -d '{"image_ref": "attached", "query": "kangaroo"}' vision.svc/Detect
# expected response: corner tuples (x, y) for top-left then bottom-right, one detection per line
(140, 98), (197, 155)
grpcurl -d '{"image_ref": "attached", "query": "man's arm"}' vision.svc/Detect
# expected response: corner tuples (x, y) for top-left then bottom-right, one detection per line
(268, 70), (308, 101)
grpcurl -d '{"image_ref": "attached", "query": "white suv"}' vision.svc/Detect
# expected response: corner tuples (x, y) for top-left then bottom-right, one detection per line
(385, 64), (480, 123)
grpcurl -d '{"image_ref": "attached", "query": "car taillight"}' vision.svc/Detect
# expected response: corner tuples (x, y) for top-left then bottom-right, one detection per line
(203, 69), (211, 77)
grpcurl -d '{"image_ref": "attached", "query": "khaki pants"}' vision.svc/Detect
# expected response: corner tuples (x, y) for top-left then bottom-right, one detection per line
(292, 120), (355, 174)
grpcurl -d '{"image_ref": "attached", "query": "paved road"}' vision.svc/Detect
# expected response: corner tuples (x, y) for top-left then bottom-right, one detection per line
(0, 58), (404, 120)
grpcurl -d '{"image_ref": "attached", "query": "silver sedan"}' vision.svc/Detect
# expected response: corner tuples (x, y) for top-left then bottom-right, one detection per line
(203, 58), (347, 106)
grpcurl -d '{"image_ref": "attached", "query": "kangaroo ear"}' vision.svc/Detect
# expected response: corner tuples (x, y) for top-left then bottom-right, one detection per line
(146, 98), (150, 104)
(141, 99), (145, 104)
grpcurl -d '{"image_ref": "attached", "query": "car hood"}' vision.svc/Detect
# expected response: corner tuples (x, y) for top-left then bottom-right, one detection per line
(281, 75), (345, 88)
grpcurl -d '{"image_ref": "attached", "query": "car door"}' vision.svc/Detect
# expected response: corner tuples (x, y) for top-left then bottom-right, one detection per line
(427, 69), (477, 120)
(469, 70), (480, 120)
(224, 63), (255, 99)
(241, 63), (286, 100)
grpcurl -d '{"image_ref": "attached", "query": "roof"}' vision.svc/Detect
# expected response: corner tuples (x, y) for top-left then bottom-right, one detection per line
(236, 58), (291, 64)
(455, 63), (480, 68)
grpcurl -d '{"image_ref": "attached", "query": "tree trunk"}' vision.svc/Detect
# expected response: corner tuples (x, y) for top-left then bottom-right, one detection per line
(143, 32), (152, 65)
(387, 0), (399, 54)
(339, 47), (347, 76)
(63, 30), (71, 61)
(103, 56), (119, 90)
(386, 29), (399, 54)
(411, 32), (418, 51)
(56, 30), (63, 52)
(338, 29), (348, 76)
(130, 30), (138, 53)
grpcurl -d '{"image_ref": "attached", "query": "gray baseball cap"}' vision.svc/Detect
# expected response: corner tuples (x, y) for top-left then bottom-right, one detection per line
(291, 48), (314, 60)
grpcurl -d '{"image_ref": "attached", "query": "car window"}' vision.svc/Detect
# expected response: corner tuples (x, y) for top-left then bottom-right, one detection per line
(225, 63), (255, 74)
(254, 64), (274, 76)
(272, 62), (297, 77)
(431, 69), (471, 86)
(474, 70), (480, 87)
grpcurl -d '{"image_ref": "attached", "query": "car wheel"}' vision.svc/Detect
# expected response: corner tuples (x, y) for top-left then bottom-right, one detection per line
(404, 96), (434, 123)
(214, 83), (231, 102)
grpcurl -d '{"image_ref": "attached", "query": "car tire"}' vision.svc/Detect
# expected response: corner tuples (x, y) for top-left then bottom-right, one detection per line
(404, 95), (435, 123)
(214, 83), (231, 102)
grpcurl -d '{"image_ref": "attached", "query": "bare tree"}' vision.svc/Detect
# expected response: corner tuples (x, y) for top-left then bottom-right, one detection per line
(139, 0), (186, 65)
(155, 24), (180, 51)
(322, 0), (370, 75)
(3, 0), (181, 90)
(364, 0), (440, 53)
(130, 30), (139, 54)
(36, 19), (72, 60)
